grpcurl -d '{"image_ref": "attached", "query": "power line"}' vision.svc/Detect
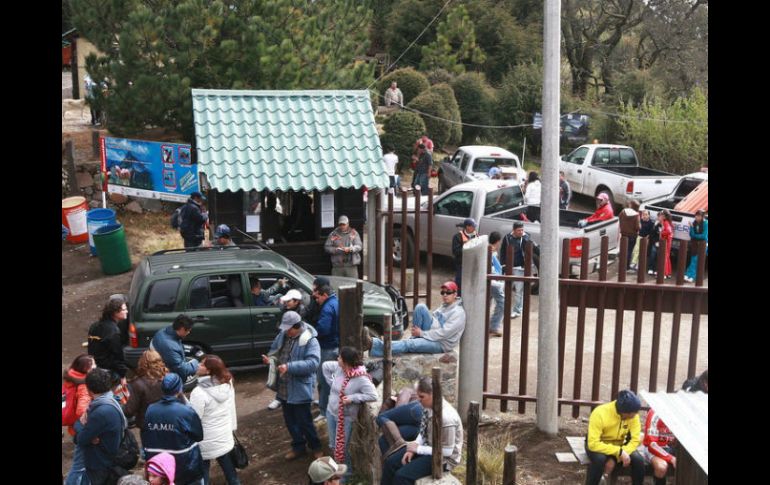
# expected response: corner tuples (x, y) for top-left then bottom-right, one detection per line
(585, 107), (708, 125)
(366, 0), (455, 90)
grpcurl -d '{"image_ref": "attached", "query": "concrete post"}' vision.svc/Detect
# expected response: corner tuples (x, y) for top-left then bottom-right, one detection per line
(537, 0), (562, 436)
(458, 235), (489, 422)
(366, 188), (381, 280)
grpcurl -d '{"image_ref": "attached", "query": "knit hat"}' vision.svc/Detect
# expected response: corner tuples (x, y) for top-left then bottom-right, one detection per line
(161, 373), (183, 396)
(146, 452), (176, 485)
(615, 389), (641, 413)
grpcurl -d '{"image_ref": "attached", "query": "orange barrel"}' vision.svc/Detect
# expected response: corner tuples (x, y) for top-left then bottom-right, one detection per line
(62, 196), (89, 244)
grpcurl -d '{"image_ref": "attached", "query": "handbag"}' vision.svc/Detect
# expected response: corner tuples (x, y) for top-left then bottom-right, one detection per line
(113, 428), (139, 470)
(229, 433), (249, 469)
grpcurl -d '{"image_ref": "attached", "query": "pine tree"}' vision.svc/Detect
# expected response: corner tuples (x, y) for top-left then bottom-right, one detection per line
(419, 5), (486, 75)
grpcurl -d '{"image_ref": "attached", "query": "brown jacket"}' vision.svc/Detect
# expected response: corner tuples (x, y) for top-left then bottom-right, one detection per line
(618, 208), (641, 237)
(124, 375), (164, 430)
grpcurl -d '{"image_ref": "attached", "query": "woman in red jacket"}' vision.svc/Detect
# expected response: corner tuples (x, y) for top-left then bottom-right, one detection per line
(658, 210), (674, 278)
(639, 408), (677, 485)
(63, 354), (96, 485)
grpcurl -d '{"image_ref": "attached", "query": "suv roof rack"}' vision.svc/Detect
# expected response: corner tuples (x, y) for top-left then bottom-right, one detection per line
(151, 244), (267, 256)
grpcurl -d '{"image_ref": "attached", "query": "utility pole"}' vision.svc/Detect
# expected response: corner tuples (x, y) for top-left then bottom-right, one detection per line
(537, 0), (561, 436)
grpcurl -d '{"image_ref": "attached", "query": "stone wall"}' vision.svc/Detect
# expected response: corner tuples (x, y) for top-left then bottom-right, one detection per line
(389, 351), (459, 404)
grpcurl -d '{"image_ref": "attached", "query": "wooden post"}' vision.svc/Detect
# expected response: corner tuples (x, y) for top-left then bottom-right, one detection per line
(432, 367), (443, 479)
(383, 313), (392, 403)
(338, 283), (363, 351)
(64, 140), (80, 197)
(503, 444), (518, 485)
(466, 401), (480, 485)
(92, 130), (101, 158)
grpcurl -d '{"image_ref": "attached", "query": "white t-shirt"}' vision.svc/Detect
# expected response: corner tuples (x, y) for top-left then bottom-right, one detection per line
(383, 153), (398, 176)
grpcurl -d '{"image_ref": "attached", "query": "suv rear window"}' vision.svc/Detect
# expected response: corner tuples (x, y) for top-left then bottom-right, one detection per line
(143, 278), (181, 313)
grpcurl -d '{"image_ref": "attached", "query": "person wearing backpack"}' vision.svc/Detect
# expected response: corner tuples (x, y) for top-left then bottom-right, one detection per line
(179, 192), (208, 249)
(64, 354), (97, 485)
(74, 368), (129, 485)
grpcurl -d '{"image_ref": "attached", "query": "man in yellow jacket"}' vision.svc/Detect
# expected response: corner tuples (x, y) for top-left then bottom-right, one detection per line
(585, 390), (644, 485)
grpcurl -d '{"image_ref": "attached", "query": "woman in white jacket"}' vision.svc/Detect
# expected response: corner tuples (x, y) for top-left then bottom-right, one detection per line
(524, 171), (542, 206)
(190, 355), (240, 485)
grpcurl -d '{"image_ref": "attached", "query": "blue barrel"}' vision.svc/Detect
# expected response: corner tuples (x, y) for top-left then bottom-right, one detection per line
(87, 208), (117, 255)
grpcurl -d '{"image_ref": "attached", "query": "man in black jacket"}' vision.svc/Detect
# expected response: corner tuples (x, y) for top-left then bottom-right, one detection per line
(179, 191), (208, 248)
(451, 218), (479, 296)
(499, 221), (540, 318)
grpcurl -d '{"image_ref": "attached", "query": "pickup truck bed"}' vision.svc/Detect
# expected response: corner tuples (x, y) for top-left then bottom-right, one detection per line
(596, 165), (676, 177)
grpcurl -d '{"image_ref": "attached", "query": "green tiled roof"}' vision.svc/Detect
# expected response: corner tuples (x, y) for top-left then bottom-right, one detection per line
(191, 89), (389, 192)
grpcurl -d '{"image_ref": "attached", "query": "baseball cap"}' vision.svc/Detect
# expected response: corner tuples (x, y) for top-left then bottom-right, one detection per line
(440, 281), (459, 292)
(214, 224), (231, 238)
(338, 215), (349, 225)
(488, 167), (501, 177)
(279, 311), (302, 332)
(596, 193), (609, 202)
(308, 457), (348, 482)
(456, 218), (477, 228)
(279, 289), (303, 303)
(190, 191), (207, 201)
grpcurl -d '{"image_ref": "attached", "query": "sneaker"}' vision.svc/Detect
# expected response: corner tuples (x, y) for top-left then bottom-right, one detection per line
(511, 312), (521, 319)
(311, 399), (320, 407)
(684, 276), (694, 283)
(490, 330), (503, 337)
(268, 399), (281, 410)
(313, 415), (326, 424)
(647, 270), (654, 275)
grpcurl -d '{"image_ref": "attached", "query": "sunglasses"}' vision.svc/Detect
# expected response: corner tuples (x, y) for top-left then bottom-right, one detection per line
(440, 290), (456, 295)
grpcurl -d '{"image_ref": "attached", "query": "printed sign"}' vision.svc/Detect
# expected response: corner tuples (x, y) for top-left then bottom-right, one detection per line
(101, 137), (199, 203)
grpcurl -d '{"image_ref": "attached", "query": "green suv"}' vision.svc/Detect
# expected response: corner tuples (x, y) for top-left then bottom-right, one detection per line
(123, 247), (408, 368)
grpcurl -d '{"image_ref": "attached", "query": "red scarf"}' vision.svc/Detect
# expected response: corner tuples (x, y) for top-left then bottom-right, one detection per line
(334, 365), (370, 464)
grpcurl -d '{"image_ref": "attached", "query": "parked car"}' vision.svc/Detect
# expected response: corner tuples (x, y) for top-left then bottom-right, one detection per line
(392, 180), (619, 275)
(122, 247), (408, 372)
(560, 144), (681, 212)
(438, 146), (526, 193)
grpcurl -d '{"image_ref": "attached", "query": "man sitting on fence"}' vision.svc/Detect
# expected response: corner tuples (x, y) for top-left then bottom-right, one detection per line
(585, 389), (644, 485)
(364, 281), (465, 357)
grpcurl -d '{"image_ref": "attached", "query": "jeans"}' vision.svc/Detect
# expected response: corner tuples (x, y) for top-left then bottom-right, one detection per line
(318, 347), (339, 415)
(279, 399), (322, 453)
(454, 266), (463, 296)
(685, 244), (707, 279)
(331, 266), (359, 278)
(326, 409), (354, 482)
(584, 445), (644, 485)
(381, 447), (436, 485)
(412, 172), (429, 195)
(202, 452), (241, 485)
(626, 235), (638, 269)
(65, 444), (90, 485)
(370, 304), (443, 356)
(648, 244), (658, 272)
(512, 268), (525, 314)
(489, 283), (505, 332)
(376, 401), (423, 456)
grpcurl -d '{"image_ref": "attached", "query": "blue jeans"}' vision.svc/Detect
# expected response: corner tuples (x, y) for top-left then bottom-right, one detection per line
(489, 283), (505, 331)
(685, 245), (707, 279)
(326, 410), (354, 482)
(371, 304), (443, 356)
(512, 268), (525, 314)
(376, 401), (423, 456)
(381, 447), (436, 485)
(202, 452), (241, 485)
(65, 444), (90, 485)
(648, 244), (658, 272)
(318, 347), (339, 415)
(279, 399), (322, 453)
(412, 172), (429, 195)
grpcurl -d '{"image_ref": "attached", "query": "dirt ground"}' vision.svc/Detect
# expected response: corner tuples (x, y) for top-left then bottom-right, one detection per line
(61, 98), (705, 484)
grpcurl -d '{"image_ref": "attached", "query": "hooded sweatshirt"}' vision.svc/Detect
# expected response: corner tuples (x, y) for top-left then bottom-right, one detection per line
(422, 298), (467, 353)
(190, 376), (237, 460)
(146, 452), (176, 485)
(74, 392), (128, 471)
(63, 368), (92, 436)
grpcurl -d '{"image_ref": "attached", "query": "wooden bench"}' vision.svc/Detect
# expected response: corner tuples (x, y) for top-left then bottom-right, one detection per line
(566, 436), (675, 484)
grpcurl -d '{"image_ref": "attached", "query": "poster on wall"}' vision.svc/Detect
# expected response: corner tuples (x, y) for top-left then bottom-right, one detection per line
(100, 137), (199, 203)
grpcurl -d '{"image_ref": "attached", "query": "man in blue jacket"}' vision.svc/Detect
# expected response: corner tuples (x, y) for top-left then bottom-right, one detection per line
(142, 374), (205, 485)
(151, 314), (200, 383)
(261, 311), (322, 460)
(313, 283), (339, 422)
(73, 368), (127, 485)
(179, 191), (208, 248)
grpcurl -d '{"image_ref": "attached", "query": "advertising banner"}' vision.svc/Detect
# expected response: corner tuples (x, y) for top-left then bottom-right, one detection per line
(100, 137), (198, 203)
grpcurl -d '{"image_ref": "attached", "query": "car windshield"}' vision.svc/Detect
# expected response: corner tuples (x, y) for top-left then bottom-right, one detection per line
(284, 258), (315, 290)
(473, 157), (518, 173)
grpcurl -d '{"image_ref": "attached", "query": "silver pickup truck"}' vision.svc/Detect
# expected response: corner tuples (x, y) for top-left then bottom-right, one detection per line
(392, 180), (619, 275)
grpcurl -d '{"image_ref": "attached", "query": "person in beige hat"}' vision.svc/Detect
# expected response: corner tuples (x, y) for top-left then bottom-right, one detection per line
(324, 215), (362, 278)
(307, 456), (348, 485)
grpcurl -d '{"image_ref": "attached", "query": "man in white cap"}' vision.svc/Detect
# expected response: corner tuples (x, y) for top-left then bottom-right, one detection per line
(307, 456), (347, 484)
(324, 215), (362, 278)
(279, 289), (307, 320)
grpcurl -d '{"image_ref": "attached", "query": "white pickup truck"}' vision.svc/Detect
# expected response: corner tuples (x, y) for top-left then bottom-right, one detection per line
(560, 144), (681, 211)
(641, 171), (708, 242)
(392, 180), (619, 275)
(438, 145), (526, 193)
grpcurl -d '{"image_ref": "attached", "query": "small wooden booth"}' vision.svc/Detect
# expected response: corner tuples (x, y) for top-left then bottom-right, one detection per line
(191, 89), (389, 276)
